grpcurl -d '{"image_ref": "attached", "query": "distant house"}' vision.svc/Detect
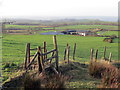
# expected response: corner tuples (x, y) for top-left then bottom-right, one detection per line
(76, 30), (92, 36)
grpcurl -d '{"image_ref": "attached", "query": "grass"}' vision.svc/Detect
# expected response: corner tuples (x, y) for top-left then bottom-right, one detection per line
(2, 34), (118, 63)
(5, 24), (118, 31)
(97, 31), (119, 36)
(55, 25), (118, 30)
(2, 34), (118, 64)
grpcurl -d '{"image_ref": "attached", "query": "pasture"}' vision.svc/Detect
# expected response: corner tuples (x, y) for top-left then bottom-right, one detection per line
(5, 24), (118, 31)
(2, 23), (119, 88)
(2, 34), (118, 64)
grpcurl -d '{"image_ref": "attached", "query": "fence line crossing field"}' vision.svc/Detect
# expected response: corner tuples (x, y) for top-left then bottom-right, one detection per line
(2, 34), (118, 64)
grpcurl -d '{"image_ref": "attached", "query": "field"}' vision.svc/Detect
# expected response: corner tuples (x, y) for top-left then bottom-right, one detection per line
(5, 24), (118, 30)
(2, 34), (118, 64)
(97, 31), (118, 36)
(1, 21), (119, 88)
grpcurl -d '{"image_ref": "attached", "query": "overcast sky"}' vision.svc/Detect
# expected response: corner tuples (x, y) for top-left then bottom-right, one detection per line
(0, 0), (119, 18)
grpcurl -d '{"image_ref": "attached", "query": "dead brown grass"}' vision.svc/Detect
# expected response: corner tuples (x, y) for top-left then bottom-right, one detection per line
(88, 59), (120, 88)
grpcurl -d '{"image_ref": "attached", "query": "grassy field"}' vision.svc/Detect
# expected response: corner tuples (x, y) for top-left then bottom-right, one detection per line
(5, 24), (118, 30)
(97, 31), (119, 36)
(55, 25), (118, 30)
(2, 34), (118, 65)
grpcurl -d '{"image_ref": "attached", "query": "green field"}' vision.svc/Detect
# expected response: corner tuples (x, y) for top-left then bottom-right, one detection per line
(97, 31), (119, 36)
(2, 34), (118, 64)
(56, 25), (118, 30)
(5, 24), (118, 30)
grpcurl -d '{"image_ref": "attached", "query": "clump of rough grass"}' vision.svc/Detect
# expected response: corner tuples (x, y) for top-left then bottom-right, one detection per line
(23, 73), (41, 89)
(23, 72), (68, 89)
(88, 60), (109, 78)
(88, 59), (120, 88)
(98, 67), (120, 88)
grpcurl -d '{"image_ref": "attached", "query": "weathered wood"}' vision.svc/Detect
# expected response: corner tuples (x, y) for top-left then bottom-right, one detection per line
(53, 35), (59, 71)
(64, 48), (67, 60)
(68, 46), (70, 64)
(30, 55), (34, 57)
(95, 49), (98, 60)
(24, 43), (28, 69)
(109, 52), (112, 62)
(90, 48), (94, 61)
(26, 52), (38, 69)
(44, 55), (56, 62)
(38, 46), (43, 73)
(42, 49), (56, 55)
(30, 48), (37, 50)
(43, 41), (47, 60)
(73, 43), (76, 60)
(103, 46), (106, 59)
(27, 43), (30, 64)
(50, 52), (55, 63)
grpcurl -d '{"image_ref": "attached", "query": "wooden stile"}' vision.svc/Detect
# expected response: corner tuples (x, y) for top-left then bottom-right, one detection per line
(38, 46), (43, 73)
(27, 52), (38, 69)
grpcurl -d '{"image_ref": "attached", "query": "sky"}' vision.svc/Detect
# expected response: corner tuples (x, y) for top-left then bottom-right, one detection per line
(0, 0), (119, 18)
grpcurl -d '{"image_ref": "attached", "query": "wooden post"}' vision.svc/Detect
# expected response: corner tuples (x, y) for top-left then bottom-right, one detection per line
(53, 35), (59, 71)
(103, 46), (106, 60)
(109, 52), (112, 62)
(95, 49), (98, 61)
(64, 48), (67, 60)
(38, 46), (43, 73)
(90, 48), (94, 61)
(73, 43), (76, 60)
(26, 43), (30, 64)
(24, 43), (28, 69)
(43, 41), (47, 60)
(68, 46), (70, 64)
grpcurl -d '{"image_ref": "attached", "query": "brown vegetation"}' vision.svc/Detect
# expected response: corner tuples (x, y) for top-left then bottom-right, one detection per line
(89, 60), (120, 88)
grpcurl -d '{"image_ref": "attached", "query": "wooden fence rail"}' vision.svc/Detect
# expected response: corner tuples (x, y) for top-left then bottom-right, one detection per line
(24, 35), (59, 73)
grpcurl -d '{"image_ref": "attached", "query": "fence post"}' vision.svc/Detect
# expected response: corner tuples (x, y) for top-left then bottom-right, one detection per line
(43, 41), (47, 60)
(53, 35), (59, 71)
(90, 48), (94, 61)
(103, 46), (106, 60)
(68, 46), (70, 64)
(109, 52), (112, 62)
(24, 43), (28, 70)
(73, 43), (76, 60)
(38, 46), (43, 73)
(95, 49), (98, 61)
(27, 43), (30, 64)
(64, 47), (67, 60)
